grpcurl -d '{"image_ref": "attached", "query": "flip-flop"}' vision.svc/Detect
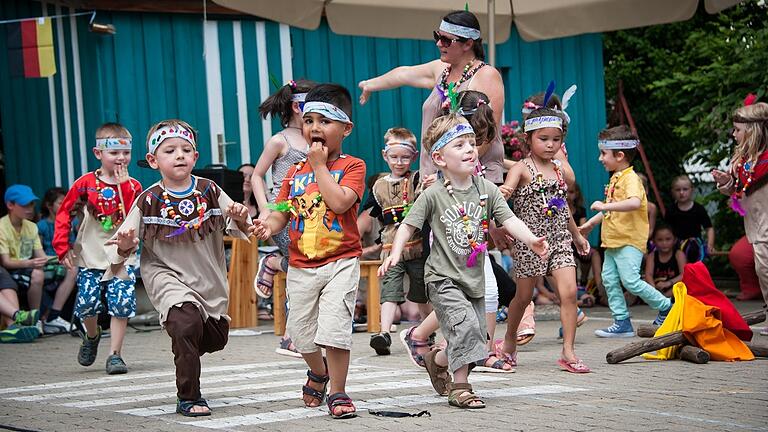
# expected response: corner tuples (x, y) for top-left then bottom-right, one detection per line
(557, 358), (591, 374)
(254, 253), (278, 298)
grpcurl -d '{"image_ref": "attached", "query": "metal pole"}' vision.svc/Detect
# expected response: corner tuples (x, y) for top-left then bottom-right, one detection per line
(488, 0), (496, 67)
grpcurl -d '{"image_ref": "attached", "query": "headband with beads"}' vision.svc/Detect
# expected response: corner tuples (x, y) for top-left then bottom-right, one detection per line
(95, 138), (132, 150)
(432, 123), (475, 153)
(524, 115), (563, 132)
(148, 124), (196, 155)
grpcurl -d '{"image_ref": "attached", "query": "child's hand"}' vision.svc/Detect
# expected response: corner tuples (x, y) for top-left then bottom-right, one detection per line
(711, 169), (731, 186)
(499, 184), (513, 200)
(378, 255), (400, 277)
(488, 225), (510, 250)
(307, 141), (329, 168)
(358, 80), (372, 105)
(61, 250), (76, 270)
(578, 222), (593, 237)
(29, 257), (48, 269)
(421, 174), (438, 189)
(573, 233), (591, 256)
(590, 200), (605, 212)
(105, 228), (139, 255)
(115, 163), (130, 184)
(250, 219), (272, 240)
(657, 280), (672, 290)
(528, 236), (548, 260)
(226, 202), (250, 224)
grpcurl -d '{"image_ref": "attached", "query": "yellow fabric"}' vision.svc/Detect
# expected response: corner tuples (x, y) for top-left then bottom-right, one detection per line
(643, 282), (754, 361)
(0, 216), (43, 260)
(35, 18), (56, 77)
(600, 166), (648, 252)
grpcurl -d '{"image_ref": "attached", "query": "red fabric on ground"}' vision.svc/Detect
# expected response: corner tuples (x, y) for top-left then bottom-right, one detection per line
(681, 261), (753, 341)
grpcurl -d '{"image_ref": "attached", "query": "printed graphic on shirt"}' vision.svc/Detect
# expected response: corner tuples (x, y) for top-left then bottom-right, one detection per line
(439, 200), (484, 256)
(290, 170), (345, 260)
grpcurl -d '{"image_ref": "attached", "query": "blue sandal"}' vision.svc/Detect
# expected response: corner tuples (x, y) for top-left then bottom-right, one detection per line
(327, 392), (357, 419)
(176, 398), (211, 417)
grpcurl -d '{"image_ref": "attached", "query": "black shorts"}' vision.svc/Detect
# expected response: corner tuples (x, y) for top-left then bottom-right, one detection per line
(0, 266), (18, 291)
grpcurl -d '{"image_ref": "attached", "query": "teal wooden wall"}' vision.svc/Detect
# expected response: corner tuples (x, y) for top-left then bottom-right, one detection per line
(1, 1), (606, 212)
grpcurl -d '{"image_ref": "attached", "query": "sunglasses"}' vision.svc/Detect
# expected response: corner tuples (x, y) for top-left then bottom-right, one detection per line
(433, 31), (466, 47)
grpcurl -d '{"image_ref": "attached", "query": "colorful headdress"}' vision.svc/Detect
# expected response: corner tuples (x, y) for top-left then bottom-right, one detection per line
(598, 139), (639, 150)
(524, 115), (563, 132)
(439, 20), (481, 40)
(95, 138), (132, 150)
(148, 124), (196, 155)
(302, 101), (352, 124)
(432, 122), (474, 153)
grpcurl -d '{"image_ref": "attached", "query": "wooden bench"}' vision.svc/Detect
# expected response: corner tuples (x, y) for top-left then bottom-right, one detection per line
(273, 259), (382, 336)
(225, 237), (259, 328)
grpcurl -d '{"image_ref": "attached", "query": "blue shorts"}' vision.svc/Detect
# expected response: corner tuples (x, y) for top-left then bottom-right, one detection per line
(75, 267), (137, 319)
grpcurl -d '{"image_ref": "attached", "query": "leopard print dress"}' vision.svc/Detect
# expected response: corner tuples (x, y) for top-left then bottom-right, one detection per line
(511, 161), (576, 279)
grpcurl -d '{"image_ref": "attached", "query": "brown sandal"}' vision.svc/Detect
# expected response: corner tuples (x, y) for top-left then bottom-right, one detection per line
(447, 383), (485, 409)
(423, 349), (451, 396)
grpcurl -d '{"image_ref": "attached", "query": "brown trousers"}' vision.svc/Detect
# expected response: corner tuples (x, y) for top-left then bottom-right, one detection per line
(165, 302), (229, 401)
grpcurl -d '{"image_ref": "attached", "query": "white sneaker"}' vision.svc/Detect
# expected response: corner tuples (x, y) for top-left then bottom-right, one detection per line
(43, 317), (72, 334)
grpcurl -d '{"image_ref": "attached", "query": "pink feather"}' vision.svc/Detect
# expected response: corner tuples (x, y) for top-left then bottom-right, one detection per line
(466, 242), (487, 267)
(730, 196), (746, 216)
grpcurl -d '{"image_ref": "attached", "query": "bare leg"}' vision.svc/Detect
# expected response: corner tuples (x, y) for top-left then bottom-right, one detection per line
(109, 317), (128, 354)
(412, 310), (439, 341)
(301, 349), (327, 407)
(485, 312), (497, 352)
(0, 289), (20, 327)
(551, 267), (578, 361)
(502, 277), (536, 356)
(417, 303), (432, 320)
(52, 268), (77, 311)
(326, 347), (355, 416)
(27, 269), (44, 313)
(82, 316), (99, 338)
(380, 302), (397, 334)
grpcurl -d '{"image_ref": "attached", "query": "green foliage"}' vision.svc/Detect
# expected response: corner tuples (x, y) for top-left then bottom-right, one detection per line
(603, 2), (768, 259)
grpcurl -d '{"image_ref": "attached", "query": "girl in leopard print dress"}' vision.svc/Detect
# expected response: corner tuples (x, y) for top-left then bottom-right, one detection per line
(498, 108), (592, 373)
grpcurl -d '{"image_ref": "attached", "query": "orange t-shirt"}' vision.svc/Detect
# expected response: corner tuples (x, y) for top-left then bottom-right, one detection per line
(276, 154), (366, 268)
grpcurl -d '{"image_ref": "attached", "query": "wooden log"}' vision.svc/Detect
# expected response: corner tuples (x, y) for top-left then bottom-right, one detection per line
(606, 331), (687, 364)
(636, 324), (659, 338)
(361, 260), (383, 334)
(745, 341), (768, 358)
(742, 310), (766, 326)
(679, 345), (710, 364)
(226, 238), (258, 329)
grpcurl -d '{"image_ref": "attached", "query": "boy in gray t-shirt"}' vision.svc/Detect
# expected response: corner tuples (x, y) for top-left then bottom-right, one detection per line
(379, 115), (547, 409)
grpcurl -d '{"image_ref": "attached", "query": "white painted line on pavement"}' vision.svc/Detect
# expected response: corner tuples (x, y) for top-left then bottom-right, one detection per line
(181, 385), (587, 429)
(120, 374), (508, 417)
(0, 360), (303, 396)
(65, 369), (425, 409)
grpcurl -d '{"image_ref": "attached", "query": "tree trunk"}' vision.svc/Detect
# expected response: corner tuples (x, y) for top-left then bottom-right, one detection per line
(679, 345), (709, 364)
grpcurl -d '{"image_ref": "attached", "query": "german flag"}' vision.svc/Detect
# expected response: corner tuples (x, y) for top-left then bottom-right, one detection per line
(7, 17), (56, 78)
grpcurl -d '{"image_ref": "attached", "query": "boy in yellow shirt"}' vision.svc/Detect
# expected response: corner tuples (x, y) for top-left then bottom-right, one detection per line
(580, 126), (672, 337)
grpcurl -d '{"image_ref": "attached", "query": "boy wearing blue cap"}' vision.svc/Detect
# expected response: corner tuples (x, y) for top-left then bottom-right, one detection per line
(0, 185), (47, 337)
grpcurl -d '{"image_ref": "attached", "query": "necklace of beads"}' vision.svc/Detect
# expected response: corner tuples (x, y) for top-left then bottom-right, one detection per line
(444, 174), (488, 267)
(530, 158), (567, 217)
(437, 60), (484, 98)
(271, 155), (343, 219)
(161, 184), (205, 238)
(94, 169), (124, 232)
(384, 174), (412, 227)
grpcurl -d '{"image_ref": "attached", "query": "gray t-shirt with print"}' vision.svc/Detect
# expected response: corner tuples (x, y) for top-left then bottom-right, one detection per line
(403, 176), (515, 298)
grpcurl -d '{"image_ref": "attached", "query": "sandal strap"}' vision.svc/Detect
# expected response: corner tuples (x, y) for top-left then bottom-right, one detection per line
(327, 392), (354, 408)
(307, 369), (330, 384)
(257, 278), (274, 289)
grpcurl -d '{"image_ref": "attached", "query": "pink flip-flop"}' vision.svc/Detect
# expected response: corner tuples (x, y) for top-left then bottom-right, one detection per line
(557, 358), (591, 374)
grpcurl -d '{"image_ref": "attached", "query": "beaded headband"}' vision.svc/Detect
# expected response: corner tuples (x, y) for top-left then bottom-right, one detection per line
(432, 123), (475, 153)
(439, 20), (481, 40)
(148, 124), (196, 155)
(302, 101), (352, 124)
(598, 139), (639, 150)
(524, 116), (563, 132)
(291, 93), (308, 102)
(95, 138), (132, 150)
(383, 140), (417, 153)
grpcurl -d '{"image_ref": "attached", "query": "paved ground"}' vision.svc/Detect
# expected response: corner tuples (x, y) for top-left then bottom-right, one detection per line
(1, 301), (766, 432)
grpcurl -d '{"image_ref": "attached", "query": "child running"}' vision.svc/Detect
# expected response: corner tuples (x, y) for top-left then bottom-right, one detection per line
(54, 123), (142, 373)
(712, 100), (768, 335)
(251, 79), (316, 357)
(252, 84), (366, 419)
(366, 127), (428, 356)
(499, 108), (591, 373)
(380, 114), (547, 409)
(580, 125), (673, 337)
(105, 119), (251, 416)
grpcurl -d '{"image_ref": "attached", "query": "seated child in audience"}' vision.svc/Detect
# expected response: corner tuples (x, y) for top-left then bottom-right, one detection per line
(664, 175), (715, 262)
(644, 224), (686, 298)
